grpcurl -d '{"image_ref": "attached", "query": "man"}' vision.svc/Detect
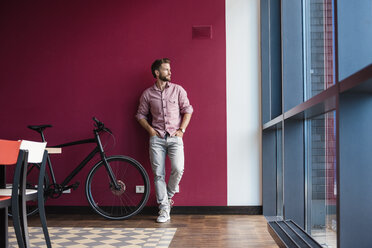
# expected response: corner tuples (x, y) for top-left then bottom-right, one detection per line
(136, 58), (193, 223)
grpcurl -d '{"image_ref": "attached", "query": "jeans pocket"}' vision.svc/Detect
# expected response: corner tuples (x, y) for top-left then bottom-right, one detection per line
(176, 136), (183, 144)
(150, 135), (158, 143)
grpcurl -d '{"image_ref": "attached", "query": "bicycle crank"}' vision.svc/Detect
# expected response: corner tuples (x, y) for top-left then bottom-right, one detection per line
(46, 184), (64, 199)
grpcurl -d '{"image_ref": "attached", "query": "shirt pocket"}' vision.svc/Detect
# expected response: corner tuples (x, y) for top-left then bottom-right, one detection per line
(167, 98), (180, 118)
(167, 99), (179, 112)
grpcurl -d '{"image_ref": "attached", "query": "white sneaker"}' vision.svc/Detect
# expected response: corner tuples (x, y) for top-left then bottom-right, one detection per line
(157, 209), (170, 223)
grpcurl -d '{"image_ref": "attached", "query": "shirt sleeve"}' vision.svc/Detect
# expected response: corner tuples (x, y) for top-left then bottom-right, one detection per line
(178, 86), (193, 114)
(136, 91), (150, 121)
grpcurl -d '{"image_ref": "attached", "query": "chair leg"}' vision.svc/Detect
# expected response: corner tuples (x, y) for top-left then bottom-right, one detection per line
(38, 193), (52, 248)
(11, 151), (29, 248)
(38, 151), (52, 248)
(0, 208), (9, 248)
(19, 195), (30, 247)
(12, 196), (27, 248)
(0, 167), (9, 248)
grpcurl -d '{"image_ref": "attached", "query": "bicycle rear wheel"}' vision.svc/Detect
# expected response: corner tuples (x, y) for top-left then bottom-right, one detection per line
(86, 156), (150, 220)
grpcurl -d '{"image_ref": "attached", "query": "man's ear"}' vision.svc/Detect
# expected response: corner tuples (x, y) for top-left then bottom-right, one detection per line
(155, 70), (160, 77)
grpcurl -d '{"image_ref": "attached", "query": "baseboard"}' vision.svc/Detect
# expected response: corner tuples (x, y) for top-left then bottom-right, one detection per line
(45, 206), (262, 215)
(170, 206), (262, 215)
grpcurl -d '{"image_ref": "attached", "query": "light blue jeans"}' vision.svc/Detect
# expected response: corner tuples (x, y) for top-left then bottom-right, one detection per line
(149, 134), (184, 210)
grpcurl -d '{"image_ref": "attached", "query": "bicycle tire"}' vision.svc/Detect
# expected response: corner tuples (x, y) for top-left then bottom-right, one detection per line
(8, 163), (49, 217)
(85, 156), (150, 220)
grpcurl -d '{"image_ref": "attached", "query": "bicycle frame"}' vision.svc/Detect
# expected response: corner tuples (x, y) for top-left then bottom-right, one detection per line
(41, 129), (121, 193)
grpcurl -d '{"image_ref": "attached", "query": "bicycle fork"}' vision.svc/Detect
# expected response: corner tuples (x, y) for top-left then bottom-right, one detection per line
(94, 131), (121, 191)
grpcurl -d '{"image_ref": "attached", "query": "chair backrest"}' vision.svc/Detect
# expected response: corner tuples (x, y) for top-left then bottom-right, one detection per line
(0, 139), (21, 165)
(20, 140), (47, 163)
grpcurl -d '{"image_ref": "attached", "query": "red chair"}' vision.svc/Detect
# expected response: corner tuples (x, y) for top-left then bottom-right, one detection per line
(0, 139), (28, 247)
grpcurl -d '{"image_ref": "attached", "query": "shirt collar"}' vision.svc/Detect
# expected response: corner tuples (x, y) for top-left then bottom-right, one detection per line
(153, 82), (171, 91)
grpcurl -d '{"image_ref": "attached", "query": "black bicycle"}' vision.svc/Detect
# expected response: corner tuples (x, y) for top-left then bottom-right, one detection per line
(24, 117), (150, 220)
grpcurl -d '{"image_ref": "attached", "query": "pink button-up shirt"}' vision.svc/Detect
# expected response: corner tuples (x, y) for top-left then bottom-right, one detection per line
(136, 82), (193, 138)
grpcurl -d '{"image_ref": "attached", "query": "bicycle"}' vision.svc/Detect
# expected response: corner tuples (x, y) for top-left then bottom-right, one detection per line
(22, 117), (150, 220)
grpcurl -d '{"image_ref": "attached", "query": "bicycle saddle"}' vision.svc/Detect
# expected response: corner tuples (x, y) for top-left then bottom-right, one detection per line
(28, 125), (53, 132)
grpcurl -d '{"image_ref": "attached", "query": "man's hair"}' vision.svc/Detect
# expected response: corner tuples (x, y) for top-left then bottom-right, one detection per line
(151, 58), (170, 78)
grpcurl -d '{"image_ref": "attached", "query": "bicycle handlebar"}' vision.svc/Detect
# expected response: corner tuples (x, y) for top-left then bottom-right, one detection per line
(93, 117), (103, 127)
(92, 117), (112, 134)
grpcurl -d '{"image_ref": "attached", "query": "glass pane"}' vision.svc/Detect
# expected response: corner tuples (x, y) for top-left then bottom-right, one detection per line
(276, 128), (283, 217)
(306, 111), (337, 247)
(304, 0), (335, 100)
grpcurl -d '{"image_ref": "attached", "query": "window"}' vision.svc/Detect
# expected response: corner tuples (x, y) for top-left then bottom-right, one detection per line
(304, 0), (334, 100)
(305, 111), (336, 247)
(276, 128), (283, 217)
(262, 0), (372, 246)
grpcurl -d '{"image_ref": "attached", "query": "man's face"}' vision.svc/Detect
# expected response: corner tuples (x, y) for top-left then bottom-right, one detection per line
(156, 63), (171, 82)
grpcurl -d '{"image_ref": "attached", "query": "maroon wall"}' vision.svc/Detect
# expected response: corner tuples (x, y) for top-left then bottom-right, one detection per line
(0, 1), (226, 207)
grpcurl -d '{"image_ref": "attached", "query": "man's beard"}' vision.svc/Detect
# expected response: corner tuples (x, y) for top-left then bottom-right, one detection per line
(159, 74), (170, 82)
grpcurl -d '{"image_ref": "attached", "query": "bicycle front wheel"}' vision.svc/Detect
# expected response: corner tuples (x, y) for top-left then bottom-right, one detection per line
(86, 156), (150, 220)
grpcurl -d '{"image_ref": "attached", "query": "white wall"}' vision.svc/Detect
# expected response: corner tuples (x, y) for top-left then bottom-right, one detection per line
(226, 0), (262, 206)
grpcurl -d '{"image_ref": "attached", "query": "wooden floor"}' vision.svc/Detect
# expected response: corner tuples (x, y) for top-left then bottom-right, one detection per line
(25, 213), (278, 248)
